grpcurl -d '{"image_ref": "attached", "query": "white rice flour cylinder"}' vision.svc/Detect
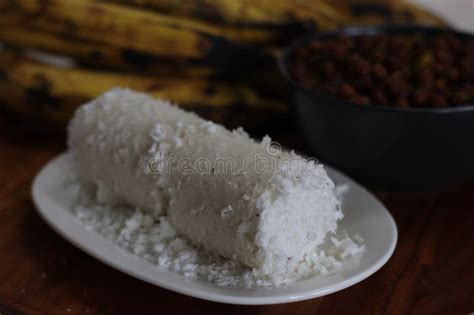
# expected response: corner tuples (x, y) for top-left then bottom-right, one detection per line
(68, 88), (343, 283)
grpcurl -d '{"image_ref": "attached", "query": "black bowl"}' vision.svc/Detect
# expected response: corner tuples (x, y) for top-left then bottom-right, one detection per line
(279, 25), (474, 190)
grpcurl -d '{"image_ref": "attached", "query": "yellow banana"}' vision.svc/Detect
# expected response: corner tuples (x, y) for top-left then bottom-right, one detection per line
(0, 0), (286, 50)
(110, 0), (342, 28)
(321, 0), (447, 27)
(0, 28), (221, 76)
(0, 52), (286, 125)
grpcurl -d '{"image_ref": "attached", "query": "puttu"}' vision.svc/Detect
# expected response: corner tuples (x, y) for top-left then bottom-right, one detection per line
(68, 88), (344, 282)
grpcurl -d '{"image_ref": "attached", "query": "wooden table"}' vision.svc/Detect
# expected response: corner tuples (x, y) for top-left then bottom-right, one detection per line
(0, 111), (473, 315)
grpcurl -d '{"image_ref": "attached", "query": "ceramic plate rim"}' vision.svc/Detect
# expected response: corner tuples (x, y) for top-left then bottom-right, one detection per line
(32, 153), (397, 305)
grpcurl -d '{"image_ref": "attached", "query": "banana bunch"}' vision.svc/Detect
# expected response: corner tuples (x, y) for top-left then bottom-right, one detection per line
(0, 51), (286, 123)
(0, 0), (446, 130)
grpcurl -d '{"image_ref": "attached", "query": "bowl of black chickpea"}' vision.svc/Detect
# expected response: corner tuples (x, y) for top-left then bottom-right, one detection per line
(280, 25), (474, 190)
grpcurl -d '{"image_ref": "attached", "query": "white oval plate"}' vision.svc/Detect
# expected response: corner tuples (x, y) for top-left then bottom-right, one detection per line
(32, 153), (397, 305)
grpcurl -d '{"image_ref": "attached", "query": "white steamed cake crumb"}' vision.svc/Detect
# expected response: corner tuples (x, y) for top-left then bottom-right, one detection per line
(67, 88), (365, 287)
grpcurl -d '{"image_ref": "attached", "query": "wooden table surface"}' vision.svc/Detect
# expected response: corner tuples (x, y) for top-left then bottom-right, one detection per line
(0, 111), (473, 315)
